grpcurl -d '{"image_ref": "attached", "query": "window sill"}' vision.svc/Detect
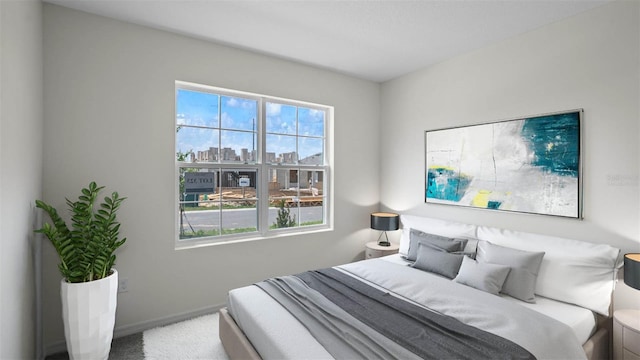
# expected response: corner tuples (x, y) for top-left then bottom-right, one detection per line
(174, 225), (333, 251)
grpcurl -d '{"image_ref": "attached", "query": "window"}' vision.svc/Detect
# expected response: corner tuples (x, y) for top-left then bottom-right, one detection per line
(175, 81), (331, 246)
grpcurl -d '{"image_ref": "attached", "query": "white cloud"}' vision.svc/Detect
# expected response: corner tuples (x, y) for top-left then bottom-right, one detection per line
(226, 98), (239, 107)
(226, 96), (256, 110)
(221, 112), (235, 127)
(266, 103), (281, 116)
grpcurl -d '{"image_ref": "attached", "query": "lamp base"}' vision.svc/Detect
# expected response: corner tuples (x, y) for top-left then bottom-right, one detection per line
(377, 232), (391, 247)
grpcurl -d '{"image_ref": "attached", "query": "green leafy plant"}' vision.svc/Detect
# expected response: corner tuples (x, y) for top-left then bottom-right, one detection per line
(273, 199), (296, 228)
(35, 182), (127, 283)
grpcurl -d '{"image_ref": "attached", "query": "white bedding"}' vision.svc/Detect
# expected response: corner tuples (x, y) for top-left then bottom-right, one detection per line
(227, 255), (595, 360)
(382, 254), (596, 344)
(228, 285), (333, 360)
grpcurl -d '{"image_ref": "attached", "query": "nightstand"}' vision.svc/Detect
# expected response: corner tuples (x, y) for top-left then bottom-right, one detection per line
(614, 309), (640, 360)
(365, 241), (399, 259)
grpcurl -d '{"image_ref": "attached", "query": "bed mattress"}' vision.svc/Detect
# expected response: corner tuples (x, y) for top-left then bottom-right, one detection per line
(227, 255), (595, 360)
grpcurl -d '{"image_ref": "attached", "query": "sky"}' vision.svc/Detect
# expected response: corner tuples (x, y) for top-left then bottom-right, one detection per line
(176, 88), (325, 162)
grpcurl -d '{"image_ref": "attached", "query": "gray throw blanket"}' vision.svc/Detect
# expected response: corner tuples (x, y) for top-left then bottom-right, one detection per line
(256, 274), (421, 359)
(338, 259), (587, 360)
(256, 268), (536, 360)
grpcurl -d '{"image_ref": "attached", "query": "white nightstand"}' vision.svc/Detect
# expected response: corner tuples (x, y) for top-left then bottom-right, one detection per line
(365, 241), (399, 259)
(614, 309), (640, 360)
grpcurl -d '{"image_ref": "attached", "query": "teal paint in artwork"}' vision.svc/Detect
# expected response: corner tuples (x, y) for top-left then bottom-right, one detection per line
(521, 112), (580, 177)
(426, 168), (472, 202)
(487, 201), (502, 209)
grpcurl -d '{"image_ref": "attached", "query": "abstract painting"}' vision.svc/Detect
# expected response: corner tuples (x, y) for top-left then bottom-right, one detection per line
(425, 110), (582, 218)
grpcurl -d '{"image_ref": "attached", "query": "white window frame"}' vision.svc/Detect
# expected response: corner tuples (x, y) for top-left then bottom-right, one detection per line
(175, 81), (333, 249)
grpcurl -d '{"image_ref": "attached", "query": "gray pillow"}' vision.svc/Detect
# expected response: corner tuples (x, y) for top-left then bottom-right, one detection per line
(476, 240), (545, 303)
(453, 256), (511, 295)
(411, 243), (464, 279)
(406, 228), (468, 261)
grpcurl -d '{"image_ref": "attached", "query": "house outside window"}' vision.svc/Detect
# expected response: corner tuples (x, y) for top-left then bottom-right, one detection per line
(175, 81), (331, 247)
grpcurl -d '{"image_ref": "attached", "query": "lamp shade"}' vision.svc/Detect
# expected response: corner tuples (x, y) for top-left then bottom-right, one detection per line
(370, 212), (399, 231)
(624, 253), (640, 291)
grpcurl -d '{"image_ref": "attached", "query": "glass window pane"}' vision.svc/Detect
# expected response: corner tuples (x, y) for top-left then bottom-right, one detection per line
(298, 107), (325, 137)
(221, 200), (257, 235)
(267, 168), (298, 194)
(176, 89), (219, 128)
(176, 127), (219, 163)
(221, 96), (258, 131)
(268, 168), (298, 229)
(179, 168), (260, 238)
(298, 170), (324, 226)
(179, 206), (220, 239)
(298, 201), (324, 227)
(298, 137), (323, 165)
(217, 170), (257, 189)
(269, 198), (298, 229)
(266, 102), (296, 135)
(220, 130), (257, 163)
(179, 168), (216, 200)
(219, 169), (258, 234)
(267, 168), (287, 199)
(266, 134), (297, 164)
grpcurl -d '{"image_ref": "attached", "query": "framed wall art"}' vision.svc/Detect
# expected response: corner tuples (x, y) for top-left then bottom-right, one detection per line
(425, 109), (582, 218)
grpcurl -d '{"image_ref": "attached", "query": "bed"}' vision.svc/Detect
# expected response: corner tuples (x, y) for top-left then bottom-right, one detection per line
(219, 215), (622, 360)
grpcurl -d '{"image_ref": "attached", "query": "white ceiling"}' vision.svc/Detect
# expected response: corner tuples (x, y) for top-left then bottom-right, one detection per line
(45, 0), (611, 82)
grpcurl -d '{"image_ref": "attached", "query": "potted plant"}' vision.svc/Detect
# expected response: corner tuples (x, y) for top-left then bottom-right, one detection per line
(35, 181), (126, 360)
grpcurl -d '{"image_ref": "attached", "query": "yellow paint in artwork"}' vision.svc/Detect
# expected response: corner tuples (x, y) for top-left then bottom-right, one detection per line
(546, 142), (554, 151)
(472, 190), (491, 207)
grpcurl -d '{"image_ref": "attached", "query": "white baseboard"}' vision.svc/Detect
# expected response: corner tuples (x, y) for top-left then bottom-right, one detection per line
(43, 303), (225, 358)
(113, 303), (223, 338)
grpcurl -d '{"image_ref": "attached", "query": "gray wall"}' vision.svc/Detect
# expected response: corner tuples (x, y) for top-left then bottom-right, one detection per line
(0, 0), (43, 358)
(42, 3), (381, 352)
(380, 1), (639, 308)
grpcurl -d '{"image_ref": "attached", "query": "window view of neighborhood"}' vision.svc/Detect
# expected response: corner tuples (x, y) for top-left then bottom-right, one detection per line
(175, 84), (329, 243)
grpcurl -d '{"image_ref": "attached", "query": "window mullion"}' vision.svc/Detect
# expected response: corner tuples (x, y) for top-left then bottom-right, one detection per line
(216, 95), (222, 162)
(258, 99), (270, 235)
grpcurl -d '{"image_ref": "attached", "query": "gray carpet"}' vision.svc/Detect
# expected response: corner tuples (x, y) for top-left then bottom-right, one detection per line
(45, 332), (145, 360)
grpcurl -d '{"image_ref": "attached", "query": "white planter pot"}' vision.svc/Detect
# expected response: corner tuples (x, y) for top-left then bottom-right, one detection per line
(61, 269), (118, 360)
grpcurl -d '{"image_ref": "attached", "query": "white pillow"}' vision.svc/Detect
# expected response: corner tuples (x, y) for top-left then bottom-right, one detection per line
(476, 240), (545, 303)
(399, 215), (477, 257)
(454, 256), (511, 295)
(477, 226), (622, 316)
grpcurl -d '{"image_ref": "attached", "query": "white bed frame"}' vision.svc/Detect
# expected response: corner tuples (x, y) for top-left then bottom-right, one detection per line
(219, 307), (612, 360)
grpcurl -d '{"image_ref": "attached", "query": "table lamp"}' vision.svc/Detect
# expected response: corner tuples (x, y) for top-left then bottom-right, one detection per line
(624, 253), (640, 290)
(370, 212), (399, 247)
